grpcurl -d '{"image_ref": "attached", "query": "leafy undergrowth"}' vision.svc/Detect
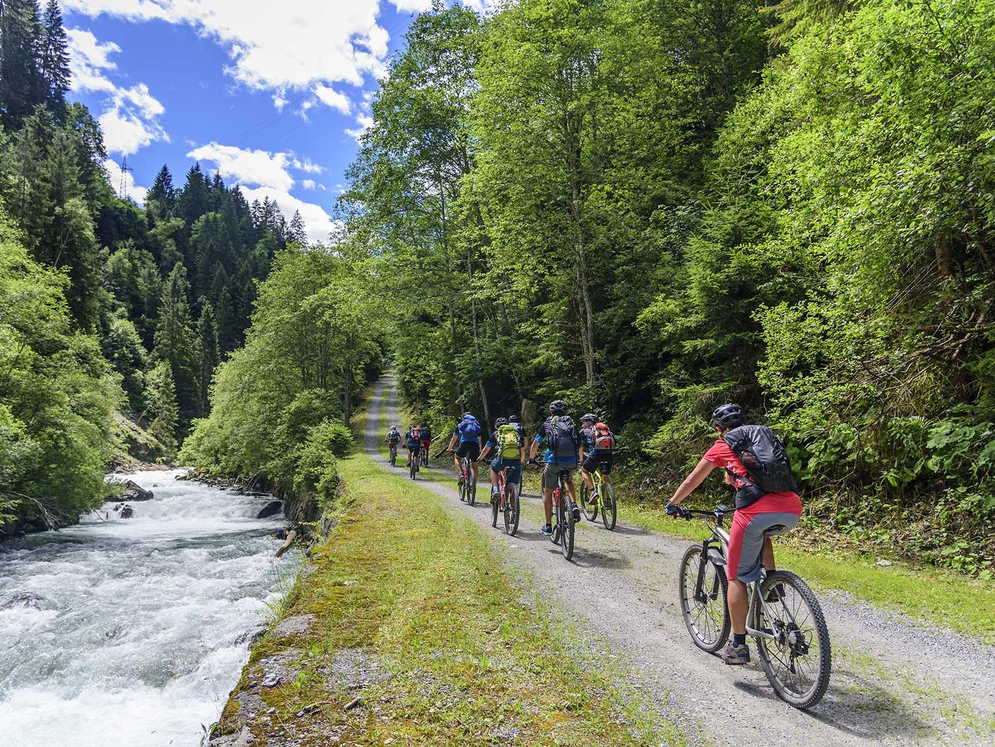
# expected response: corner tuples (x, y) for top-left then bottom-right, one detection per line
(215, 451), (680, 746)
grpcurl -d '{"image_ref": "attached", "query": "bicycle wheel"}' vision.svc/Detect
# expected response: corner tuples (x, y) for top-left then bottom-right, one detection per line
(600, 483), (617, 531)
(755, 571), (832, 709)
(678, 545), (730, 653)
(491, 486), (499, 527)
(410, 460), (417, 480)
(504, 484), (520, 536)
(458, 475), (466, 502)
(559, 494), (574, 560)
(579, 482), (597, 522)
(467, 468), (477, 506)
(389, 449), (396, 467)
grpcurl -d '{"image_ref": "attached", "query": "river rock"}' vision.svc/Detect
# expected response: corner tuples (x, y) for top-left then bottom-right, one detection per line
(256, 500), (283, 519)
(1, 592), (44, 610)
(116, 503), (135, 519)
(120, 480), (154, 502)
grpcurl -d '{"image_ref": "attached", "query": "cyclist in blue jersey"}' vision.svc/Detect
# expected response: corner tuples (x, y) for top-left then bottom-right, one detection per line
(446, 412), (483, 485)
(528, 400), (582, 535)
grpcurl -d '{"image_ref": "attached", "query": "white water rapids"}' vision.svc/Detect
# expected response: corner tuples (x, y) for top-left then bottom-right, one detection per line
(0, 469), (300, 747)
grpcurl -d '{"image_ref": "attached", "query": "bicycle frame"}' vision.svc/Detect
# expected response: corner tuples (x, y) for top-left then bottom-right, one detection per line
(693, 512), (795, 643)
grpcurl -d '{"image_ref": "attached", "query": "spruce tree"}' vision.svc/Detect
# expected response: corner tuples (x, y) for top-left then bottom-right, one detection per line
(177, 163), (210, 229)
(39, 0), (69, 112)
(153, 263), (199, 431)
(196, 299), (220, 414)
(0, 0), (44, 130)
(146, 165), (176, 215)
(144, 360), (179, 457)
(289, 210), (308, 248)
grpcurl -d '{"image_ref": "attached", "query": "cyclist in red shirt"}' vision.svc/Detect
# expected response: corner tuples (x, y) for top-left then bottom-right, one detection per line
(665, 404), (802, 666)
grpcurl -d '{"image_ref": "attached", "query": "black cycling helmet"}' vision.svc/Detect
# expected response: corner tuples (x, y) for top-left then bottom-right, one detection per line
(709, 403), (744, 429)
(508, 415), (520, 423)
(495, 417), (509, 428)
(580, 413), (598, 424)
(549, 399), (568, 415)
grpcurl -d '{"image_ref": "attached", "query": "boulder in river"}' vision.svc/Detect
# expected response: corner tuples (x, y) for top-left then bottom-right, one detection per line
(115, 503), (135, 519)
(120, 480), (154, 502)
(256, 500), (283, 519)
(1, 592), (44, 611)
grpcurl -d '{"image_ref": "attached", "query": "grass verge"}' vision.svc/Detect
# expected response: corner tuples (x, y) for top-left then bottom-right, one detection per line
(212, 450), (682, 746)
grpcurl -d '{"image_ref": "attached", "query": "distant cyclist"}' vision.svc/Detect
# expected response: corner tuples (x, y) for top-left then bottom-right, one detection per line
(419, 423), (432, 456)
(529, 400), (582, 535)
(404, 423), (422, 471)
(480, 417), (524, 505)
(385, 425), (401, 457)
(446, 412), (483, 485)
(579, 413), (616, 496)
(665, 403), (801, 666)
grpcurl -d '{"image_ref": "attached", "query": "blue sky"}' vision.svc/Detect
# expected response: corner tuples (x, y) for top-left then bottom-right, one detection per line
(60, 1), (489, 243)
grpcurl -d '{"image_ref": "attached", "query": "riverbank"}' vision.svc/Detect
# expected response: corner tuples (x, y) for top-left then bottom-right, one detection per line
(208, 448), (680, 747)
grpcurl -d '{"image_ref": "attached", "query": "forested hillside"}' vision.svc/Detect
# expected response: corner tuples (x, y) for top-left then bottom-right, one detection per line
(192, 0), (995, 572)
(0, 0), (307, 535)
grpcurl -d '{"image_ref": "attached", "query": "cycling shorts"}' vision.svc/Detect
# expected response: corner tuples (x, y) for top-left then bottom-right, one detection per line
(542, 462), (576, 490)
(582, 451), (614, 475)
(406, 442), (421, 454)
(420, 438), (431, 450)
(727, 492), (802, 583)
(455, 441), (480, 461)
(490, 457), (521, 485)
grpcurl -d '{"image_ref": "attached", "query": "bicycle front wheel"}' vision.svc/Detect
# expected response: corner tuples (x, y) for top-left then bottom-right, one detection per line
(580, 482), (597, 522)
(600, 483), (617, 530)
(678, 545), (730, 653)
(756, 571), (832, 709)
(504, 484), (520, 536)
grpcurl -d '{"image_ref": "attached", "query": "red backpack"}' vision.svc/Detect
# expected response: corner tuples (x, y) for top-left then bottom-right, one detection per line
(593, 422), (615, 451)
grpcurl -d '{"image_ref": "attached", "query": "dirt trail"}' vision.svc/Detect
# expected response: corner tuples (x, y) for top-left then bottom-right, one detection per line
(369, 377), (995, 746)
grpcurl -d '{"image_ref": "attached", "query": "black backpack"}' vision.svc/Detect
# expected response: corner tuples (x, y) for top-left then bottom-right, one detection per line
(722, 425), (797, 508)
(546, 416), (579, 463)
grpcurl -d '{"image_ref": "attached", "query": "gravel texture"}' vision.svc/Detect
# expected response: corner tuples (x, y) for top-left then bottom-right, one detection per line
(369, 376), (995, 747)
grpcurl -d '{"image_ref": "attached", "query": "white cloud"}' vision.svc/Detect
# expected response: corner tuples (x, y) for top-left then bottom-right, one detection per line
(104, 158), (149, 203)
(67, 28), (168, 155)
(187, 143), (296, 191)
(301, 179), (326, 191)
(293, 157), (324, 175)
(239, 185), (339, 245)
(64, 1), (398, 97)
(346, 114), (375, 142)
(313, 84), (351, 115)
(390, 0), (433, 11)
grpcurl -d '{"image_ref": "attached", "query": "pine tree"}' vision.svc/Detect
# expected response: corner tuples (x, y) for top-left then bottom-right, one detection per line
(39, 0), (69, 112)
(153, 263), (199, 430)
(177, 163), (210, 228)
(196, 298), (220, 415)
(146, 164), (176, 216)
(144, 360), (179, 457)
(0, 0), (44, 130)
(289, 210), (308, 248)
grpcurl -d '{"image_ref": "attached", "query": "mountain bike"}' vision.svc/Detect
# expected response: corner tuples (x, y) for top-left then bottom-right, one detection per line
(420, 442), (430, 468)
(490, 463), (520, 536)
(452, 452), (476, 506)
(530, 461), (575, 560)
(579, 467), (616, 530)
(387, 442), (398, 467)
(675, 504), (831, 709)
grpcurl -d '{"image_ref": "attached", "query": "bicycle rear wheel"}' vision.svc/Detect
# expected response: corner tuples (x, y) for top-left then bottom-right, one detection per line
(579, 482), (597, 522)
(755, 571), (832, 709)
(559, 495), (574, 560)
(389, 449), (396, 467)
(600, 483), (617, 530)
(410, 460), (417, 480)
(678, 545), (730, 653)
(467, 467), (477, 506)
(458, 475), (466, 502)
(504, 484), (520, 536)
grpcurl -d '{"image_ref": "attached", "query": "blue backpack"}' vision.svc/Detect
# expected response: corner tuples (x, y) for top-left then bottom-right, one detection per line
(458, 416), (481, 438)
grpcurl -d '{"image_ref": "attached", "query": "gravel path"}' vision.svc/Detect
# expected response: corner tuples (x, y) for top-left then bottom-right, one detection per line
(368, 377), (995, 746)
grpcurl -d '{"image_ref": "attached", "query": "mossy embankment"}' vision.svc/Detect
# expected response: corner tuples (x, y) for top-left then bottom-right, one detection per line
(208, 449), (680, 746)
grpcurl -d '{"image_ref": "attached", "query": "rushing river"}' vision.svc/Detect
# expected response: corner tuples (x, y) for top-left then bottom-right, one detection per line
(0, 469), (299, 747)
